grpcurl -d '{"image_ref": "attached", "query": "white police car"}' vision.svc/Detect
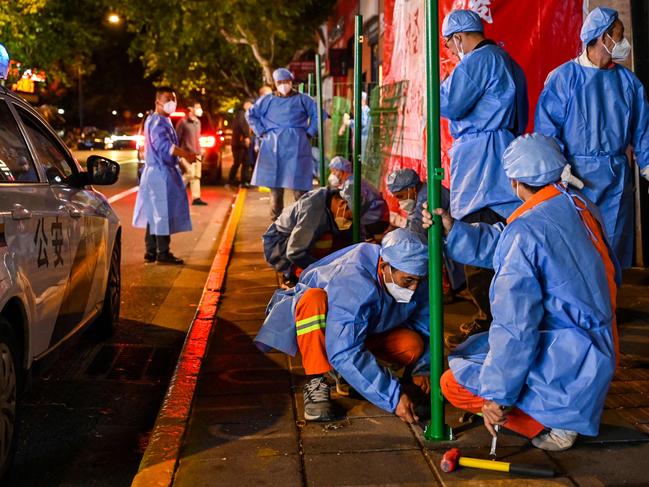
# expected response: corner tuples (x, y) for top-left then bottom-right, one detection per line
(0, 86), (121, 478)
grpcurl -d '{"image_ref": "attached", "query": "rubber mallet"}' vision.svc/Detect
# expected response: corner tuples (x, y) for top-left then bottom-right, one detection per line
(440, 448), (555, 478)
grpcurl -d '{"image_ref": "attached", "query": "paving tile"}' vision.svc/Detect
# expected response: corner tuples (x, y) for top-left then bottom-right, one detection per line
(616, 407), (649, 424)
(210, 330), (278, 355)
(607, 380), (649, 394)
(196, 367), (291, 395)
(201, 352), (288, 374)
(191, 393), (295, 423)
(293, 392), (391, 422)
(614, 368), (649, 381)
(174, 452), (302, 487)
(605, 392), (649, 409)
(304, 450), (437, 486)
(300, 416), (419, 454)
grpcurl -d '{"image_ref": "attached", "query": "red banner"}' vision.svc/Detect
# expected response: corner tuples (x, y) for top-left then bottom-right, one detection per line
(382, 0), (583, 205)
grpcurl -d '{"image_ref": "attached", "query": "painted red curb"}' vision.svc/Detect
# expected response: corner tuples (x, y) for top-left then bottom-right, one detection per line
(131, 188), (247, 487)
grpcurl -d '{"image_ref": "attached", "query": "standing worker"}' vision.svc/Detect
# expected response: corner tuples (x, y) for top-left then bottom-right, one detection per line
(176, 101), (207, 206)
(247, 68), (319, 220)
(133, 87), (195, 264)
(535, 6), (649, 268)
(439, 9), (529, 347)
(230, 99), (253, 186)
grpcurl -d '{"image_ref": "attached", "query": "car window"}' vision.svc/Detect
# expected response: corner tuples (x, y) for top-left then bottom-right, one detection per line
(16, 106), (75, 184)
(0, 100), (39, 183)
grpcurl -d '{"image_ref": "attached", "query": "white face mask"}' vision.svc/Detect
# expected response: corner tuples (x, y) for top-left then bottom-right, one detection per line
(162, 100), (177, 115)
(194, 107), (204, 118)
(605, 34), (631, 61)
(277, 83), (292, 96)
(453, 36), (465, 60)
(399, 198), (416, 214)
(385, 265), (414, 303)
(328, 173), (341, 188)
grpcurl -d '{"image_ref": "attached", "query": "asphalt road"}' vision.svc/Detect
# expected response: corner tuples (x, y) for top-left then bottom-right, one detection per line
(9, 150), (236, 486)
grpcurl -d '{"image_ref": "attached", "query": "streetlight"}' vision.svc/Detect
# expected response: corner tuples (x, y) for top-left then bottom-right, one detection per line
(137, 112), (144, 118)
(111, 110), (117, 116)
(57, 108), (65, 115)
(108, 13), (120, 24)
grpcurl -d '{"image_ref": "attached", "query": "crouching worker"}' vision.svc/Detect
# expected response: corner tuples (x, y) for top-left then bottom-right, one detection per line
(255, 229), (431, 423)
(423, 134), (618, 451)
(262, 187), (354, 286)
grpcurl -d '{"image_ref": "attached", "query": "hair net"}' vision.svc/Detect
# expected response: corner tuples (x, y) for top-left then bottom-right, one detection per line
(0, 44), (9, 80)
(441, 9), (484, 37)
(272, 68), (294, 82)
(329, 156), (352, 173)
(380, 228), (428, 276)
(386, 168), (421, 194)
(503, 133), (567, 186)
(580, 7), (618, 44)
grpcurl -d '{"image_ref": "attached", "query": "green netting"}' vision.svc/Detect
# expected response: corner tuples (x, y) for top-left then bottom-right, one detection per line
(327, 96), (352, 161)
(363, 81), (409, 187)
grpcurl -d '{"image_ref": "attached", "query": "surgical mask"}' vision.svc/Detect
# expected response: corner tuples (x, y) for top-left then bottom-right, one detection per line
(453, 36), (465, 60)
(334, 204), (352, 231)
(385, 266), (414, 303)
(605, 35), (631, 61)
(399, 198), (416, 214)
(162, 100), (177, 115)
(194, 108), (204, 117)
(277, 84), (292, 96)
(328, 173), (341, 188)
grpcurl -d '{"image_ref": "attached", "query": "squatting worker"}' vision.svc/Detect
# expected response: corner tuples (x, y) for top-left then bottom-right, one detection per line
(262, 187), (353, 287)
(247, 68), (319, 220)
(175, 101), (207, 206)
(255, 229), (432, 423)
(423, 134), (618, 452)
(328, 156), (389, 238)
(440, 9), (529, 347)
(535, 6), (649, 268)
(133, 87), (195, 265)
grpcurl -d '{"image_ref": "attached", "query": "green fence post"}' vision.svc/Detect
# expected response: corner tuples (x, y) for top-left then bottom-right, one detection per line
(423, 0), (449, 442)
(315, 54), (326, 187)
(352, 15), (363, 244)
(307, 73), (314, 97)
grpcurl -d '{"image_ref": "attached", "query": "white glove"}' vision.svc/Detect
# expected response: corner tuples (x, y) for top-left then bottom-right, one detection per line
(561, 164), (584, 190)
(341, 113), (351, 127)
(641, 166), (649, 182)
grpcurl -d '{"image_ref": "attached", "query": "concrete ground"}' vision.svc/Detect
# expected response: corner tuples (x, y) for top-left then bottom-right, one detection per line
(172, 190), (649, 487)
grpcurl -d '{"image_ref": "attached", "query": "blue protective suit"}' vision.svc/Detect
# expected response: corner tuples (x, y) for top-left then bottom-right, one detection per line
(445, 187), (618, 435)
(133, 113), (191, 235)
(255, 243), (430, 413)
(341, 178), (388, 232)
(535, 59), (649, 268)
(248, 92), (319, 191)
(440, 41), (528, 220)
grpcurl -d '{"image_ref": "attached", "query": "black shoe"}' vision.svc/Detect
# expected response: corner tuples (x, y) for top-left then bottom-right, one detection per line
(144, 252), (156, 263)
(303, 376), (336, 422)
(156, 252), (184, 265)
(445, 321), (489, 350)
(192, 198), (208, 206)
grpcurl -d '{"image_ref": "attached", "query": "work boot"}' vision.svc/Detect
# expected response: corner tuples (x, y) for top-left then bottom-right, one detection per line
(532, 429), (578, 451)
(444, 321), (489, 350)
(156, 252), (184, 265)
(144, 252), (156, 263)
(303, 376), (336, 421)
(192, 198), (208, 206)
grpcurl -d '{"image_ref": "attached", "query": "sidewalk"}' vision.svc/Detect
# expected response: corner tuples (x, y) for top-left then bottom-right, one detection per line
(171, 190), (649, 486)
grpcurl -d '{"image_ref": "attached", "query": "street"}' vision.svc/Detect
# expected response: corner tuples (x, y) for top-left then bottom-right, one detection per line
(9, 150), (235, 487)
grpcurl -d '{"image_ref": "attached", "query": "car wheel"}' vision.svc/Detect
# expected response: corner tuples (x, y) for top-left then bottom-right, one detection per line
(90, 240), (121, 339)
(0, 318), (21, 482)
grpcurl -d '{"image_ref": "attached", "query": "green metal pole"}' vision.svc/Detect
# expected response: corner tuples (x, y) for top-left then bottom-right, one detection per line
(352, 15), (363, 244)
(307, 73), (314, 96)
(423, 0), (448, 441)
(298, 82), (305, 93)
(315, 54), (326, 187)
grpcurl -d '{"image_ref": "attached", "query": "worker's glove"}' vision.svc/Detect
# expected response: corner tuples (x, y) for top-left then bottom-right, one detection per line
(341, 113), (351, 127)
(641, 166), (649, 182)
(561, 164), (584, 190)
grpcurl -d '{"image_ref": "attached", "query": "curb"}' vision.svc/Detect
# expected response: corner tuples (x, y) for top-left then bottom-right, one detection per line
(131, 188), (247, 487)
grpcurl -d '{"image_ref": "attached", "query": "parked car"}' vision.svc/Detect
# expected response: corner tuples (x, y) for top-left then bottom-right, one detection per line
(76, 129), (112, 150)
(136, 109), (225, 183)
(0, 88), (121, 480)
(111, 125), (142, 150)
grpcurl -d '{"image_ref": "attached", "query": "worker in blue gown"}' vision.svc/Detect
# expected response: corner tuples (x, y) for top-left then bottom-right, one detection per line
(255, 229), (432, 423)
(535, 7), (649, 269)
(248, 67), (320, 220)
(422, 134), (618, 451)
(439, 9), (529, 347)
(133, 87), (195, 265)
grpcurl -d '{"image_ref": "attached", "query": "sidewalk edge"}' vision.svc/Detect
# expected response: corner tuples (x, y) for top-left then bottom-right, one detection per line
(131, 188), (247, 487)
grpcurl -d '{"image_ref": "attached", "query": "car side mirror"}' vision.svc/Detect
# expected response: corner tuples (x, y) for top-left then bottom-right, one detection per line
(86, 155), (120, 185)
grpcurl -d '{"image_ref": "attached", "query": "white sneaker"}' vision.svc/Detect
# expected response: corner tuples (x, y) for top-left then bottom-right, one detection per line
(532, 428), (578, 451)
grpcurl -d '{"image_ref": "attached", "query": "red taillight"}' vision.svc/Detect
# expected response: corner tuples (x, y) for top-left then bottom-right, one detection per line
(199, 135), (216, 148)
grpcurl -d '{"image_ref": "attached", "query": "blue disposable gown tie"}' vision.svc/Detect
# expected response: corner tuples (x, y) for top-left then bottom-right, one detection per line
(255, 243), (430, 413)
(535, 59), (649, 268)
(440, 42), (528, 220)
(132, 113), (192, 235)
(248, 92), (319, 191)
(445, 187), (618, 436)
